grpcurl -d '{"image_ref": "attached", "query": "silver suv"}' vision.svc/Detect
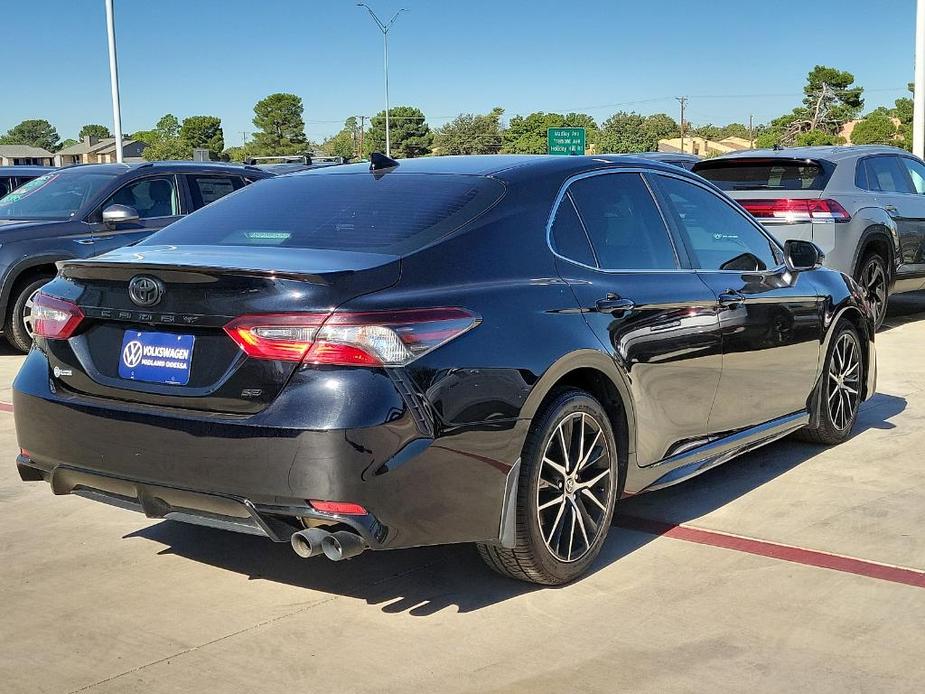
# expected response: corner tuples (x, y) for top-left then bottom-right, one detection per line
(694, 145), (925, 329)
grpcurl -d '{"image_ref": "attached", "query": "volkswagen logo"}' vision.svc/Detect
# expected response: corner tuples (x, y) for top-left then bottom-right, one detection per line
(128, 276), (164, 307)
(122, 339), (144, 368)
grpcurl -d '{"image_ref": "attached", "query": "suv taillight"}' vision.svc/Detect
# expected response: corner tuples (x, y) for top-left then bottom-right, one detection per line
(224, 308), (480, 366)
(31, 292), (84, 340)
(739, 198), (851, 223)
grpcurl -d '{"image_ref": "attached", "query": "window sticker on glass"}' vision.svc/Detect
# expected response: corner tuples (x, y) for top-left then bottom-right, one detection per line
(245, 231), (292, 241)
(2, 173), (57, 203)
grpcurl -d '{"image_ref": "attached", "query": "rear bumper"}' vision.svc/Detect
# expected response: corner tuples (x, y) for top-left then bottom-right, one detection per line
(13, 349), (527, 550)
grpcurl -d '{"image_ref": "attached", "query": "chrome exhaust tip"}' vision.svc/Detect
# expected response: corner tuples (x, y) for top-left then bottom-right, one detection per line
(321, 530), (368, 561)
(290, 528), (330, 558)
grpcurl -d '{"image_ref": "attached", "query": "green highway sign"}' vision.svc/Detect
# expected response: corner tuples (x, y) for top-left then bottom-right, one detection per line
(547, 127), (586, 155)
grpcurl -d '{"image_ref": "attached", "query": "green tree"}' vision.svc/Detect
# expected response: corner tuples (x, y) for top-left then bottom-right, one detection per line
(794, 129), (842, 146)
(0, 119), (60, 151)
(58, 138), (78, 150)
(433, 107), (505, 155)
(180, 115), (224, 160)
(251, 93), (307, 155)
(321, 117), (360, 159)
(851, 112), (899, 146)
(138, 114), (190, 161)
(596, 112), (676, 153)
(642, 113), (680, 144)
(133, 114), (181, 145)
(78, 123), (112, 140)
(223, 145), (248, 162)
(502, 112), (598, 153)
(364, 106), (432, 158)
(800, 65), (864, 130)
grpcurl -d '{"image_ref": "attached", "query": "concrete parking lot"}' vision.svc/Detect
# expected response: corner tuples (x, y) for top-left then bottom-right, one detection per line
(1, 298), (924, 694)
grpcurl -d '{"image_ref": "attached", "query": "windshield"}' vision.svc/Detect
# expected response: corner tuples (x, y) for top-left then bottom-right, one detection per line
(0, 172), (116, 220)
(144, 172), (506, 254)
(695, 159), (830, 191)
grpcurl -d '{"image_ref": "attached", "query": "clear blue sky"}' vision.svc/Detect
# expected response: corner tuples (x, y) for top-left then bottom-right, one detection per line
(1, 0), (917, 147)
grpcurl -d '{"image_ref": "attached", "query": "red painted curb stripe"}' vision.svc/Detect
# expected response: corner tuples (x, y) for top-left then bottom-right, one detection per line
(0, 402), (12, 413)
(617, 515), (925, 589)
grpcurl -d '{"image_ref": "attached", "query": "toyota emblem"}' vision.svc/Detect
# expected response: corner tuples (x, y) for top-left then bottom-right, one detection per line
(128, 276), (164, 307)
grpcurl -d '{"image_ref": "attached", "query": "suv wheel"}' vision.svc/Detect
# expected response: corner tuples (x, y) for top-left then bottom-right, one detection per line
(796, 320), (863, 445)
(477, 389), (619, 585)
(4, 277), (52, 353)
(856, 252), (888, 330)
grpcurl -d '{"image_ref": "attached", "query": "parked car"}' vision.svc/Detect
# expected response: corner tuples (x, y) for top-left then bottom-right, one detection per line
(619, 152), (700, 170)
(693, 145), (925, 329)
(0, 161), (272, 351)
(14, 154), (875, 585)
(0, 165), (53, 197)
(246, 155), (350, 175)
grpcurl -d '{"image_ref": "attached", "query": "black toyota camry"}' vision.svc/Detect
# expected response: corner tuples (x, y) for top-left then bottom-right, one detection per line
(13, 154), (876, 585)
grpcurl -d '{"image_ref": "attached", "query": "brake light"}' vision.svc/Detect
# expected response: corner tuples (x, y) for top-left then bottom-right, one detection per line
(224, 307), (480, 366)
(739, 198), (851, 223)
(309, 500), (368, 515)
(31, 292), (84, 340)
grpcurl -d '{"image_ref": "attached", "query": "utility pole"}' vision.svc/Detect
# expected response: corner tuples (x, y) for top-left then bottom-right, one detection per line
(676, 96), (688, 153)
(357, 4), (407, 157)
(104, 0), (124, 163)
(748, 114), (754, 148)
(358, 115), (366, 158)
(915, 0), (925, 158)
(240, 131), (250, 145)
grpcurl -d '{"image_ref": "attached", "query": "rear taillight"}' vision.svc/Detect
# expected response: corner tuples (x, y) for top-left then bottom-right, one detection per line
(739, 198), (851, 223)
(31, 292), (84, 340)
(224, 307), (480, 366)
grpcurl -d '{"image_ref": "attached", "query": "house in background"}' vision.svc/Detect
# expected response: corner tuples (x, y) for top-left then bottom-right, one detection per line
(0, 144), (55, 166)
(658, 135), (753, 157)
(54, 136), (147, 166)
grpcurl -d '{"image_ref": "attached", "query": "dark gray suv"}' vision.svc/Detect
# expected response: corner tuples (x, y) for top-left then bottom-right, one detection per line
(695, 145), (925, 329)
(0, 161), (272, 351)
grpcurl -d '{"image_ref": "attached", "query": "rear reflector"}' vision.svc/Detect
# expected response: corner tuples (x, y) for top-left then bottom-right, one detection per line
(31, 292), (84, 340)
(224, 307), (480, 366)
(309, 500), (368, 515)
(738, 198), (850, 223)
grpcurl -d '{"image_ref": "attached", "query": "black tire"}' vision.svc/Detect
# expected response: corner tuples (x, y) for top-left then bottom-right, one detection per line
(477, 389), (619, 585)
(855, 252), (888, 331)
(796, 320), (863, 445)
(4, 277), (52, 353)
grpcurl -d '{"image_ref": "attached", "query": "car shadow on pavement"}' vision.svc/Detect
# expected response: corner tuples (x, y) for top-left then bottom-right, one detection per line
(126, 392), (906, 616)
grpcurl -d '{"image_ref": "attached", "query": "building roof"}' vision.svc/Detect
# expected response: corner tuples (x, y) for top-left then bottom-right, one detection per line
(57, 137), (141, 156)
(0, 144), (54, 158)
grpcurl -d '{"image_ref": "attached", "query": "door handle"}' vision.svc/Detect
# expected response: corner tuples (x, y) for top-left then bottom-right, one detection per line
(883, 204), (898, 216)
(717, 290), (746, 308)
(595, 293), (636, 313)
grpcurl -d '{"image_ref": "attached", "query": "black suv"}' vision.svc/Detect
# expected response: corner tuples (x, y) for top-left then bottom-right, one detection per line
(0, 162), (272, 351)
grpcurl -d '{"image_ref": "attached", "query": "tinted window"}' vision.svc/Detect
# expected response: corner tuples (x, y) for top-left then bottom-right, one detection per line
(567, 173), (677, 270)
(901, 157), (925, 194)
(657, 175), (779, 272)
(103, 177), (179, 219)
(144, 173), (505, 254)
(0, 171), (116, 220)
(696, 159), (828, 191)
(550, 194), (596, 266)
(0, 178), (12, 197)
(862, 157), (913, 193)
(188, 174), (245, 209)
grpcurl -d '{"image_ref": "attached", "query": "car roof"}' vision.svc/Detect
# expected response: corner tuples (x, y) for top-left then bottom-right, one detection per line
(46, 161), (269, 176)
(618, 152), (700, 162)
(704, 145), (911, 164)
(285, 154), (692, 182)
(0, 166), (55, 176)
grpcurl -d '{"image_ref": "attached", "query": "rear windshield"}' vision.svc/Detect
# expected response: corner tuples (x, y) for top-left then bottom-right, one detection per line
(143, 172), (505, 254)
(695, 159), (830, 191)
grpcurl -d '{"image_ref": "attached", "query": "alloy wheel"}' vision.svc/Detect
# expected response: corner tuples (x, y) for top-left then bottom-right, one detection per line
(536, 412), (613, 563)
(22, 290), (39, 339)
(861, 258), (887, 327)
(827, 331), (861, 431)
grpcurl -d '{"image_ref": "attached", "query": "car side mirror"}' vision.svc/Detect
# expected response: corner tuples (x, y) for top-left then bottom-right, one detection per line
(784, 239), (824, 272)
(102, 204), (139, 227)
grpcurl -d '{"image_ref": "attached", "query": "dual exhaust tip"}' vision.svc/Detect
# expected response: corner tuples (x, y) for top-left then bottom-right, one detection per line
(291, 527), (367, 561)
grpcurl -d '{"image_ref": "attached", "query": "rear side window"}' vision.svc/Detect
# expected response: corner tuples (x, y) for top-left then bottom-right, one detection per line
(187, 174), (245, 210)
(0, 178), (11, 197)
(549, 194), (596, 266)
(902, 157), (925, 194)
(656, 175), (779, 272)
(144, 173), (505, 254)
(859, 156), (913, 193)
(696, 159), (828, 191)
(567, 172), (678, 270)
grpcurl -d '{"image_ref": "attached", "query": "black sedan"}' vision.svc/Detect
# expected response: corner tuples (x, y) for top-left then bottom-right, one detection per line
(13, 154), (876, 584)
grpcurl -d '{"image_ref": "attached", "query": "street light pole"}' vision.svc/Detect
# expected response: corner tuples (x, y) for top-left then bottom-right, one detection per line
(357, 4), (407, 157)
(915, 0), (925, 158)
(104, 0), (124, 163)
